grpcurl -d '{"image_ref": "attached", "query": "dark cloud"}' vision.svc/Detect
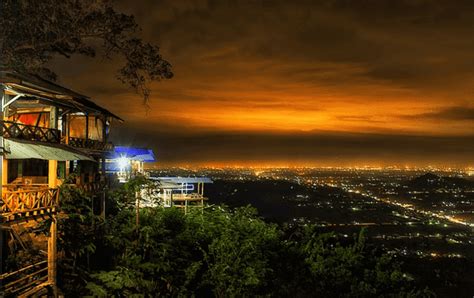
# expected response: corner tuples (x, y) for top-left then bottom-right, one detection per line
(404, 107), (474, 121)
(337, 115), (384, 123)
(129, 0), (474, 86)
(110, 122), (474, 166)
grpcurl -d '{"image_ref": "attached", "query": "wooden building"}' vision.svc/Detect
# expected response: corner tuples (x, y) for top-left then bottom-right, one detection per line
(0, 70), (122, 296)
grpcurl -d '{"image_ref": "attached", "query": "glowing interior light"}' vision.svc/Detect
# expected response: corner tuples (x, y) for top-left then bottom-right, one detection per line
(117, 156), (130, 171)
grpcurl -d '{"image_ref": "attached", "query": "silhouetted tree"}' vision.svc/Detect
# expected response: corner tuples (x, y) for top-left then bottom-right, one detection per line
(0, 0), (172, 102)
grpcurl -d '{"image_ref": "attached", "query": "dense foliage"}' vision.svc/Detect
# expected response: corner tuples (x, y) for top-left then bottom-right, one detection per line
(56, 180), (432, 297)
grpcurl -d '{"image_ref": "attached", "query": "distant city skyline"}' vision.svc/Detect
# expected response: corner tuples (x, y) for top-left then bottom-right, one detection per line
(52, 0), (474, 166)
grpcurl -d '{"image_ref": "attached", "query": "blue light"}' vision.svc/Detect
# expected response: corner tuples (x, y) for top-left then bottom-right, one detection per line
(108, 146), (156, 162)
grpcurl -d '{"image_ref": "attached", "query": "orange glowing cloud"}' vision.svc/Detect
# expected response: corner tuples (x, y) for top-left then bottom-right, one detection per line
(50, 0), (474, 166)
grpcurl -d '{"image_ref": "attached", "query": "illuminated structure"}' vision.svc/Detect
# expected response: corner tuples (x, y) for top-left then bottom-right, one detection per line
(0, 70), (121, 296)
(146, 177), (213, 214)
(106, 146), (156, 182)
(106, 147), (212, 212)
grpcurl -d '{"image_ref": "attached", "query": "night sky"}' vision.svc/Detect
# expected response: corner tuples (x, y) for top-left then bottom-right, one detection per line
(52, 0), (474, 167)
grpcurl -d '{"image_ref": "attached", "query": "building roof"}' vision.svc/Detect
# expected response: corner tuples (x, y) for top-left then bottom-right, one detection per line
(0, 69), (123, 121)
(149, 177), (213, 184)
(5, 138), (94, 161)
(109, 146), (156, 162)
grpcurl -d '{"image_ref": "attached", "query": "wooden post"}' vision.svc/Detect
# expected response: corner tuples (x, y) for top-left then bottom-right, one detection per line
(201, 196), (204, 215)
(49, 107), (58, 130)
(65, 160), (70, 177)
(102, 116), (107, 144)
(136, 191), (140, 230)
(47, 101), (59, 294)
(0, 90), (6, 207)
(48, 215), (57, 295)
(48, 106), (59, 187)
(101, 158), (106, 218)
(2, 158), (7, 189)
(48, 160), (58, 188)
(65, 114), (70, 145)
(0, 89), (5, 285)
(101, 190), (106, 218)
(85, 114), (89, 143)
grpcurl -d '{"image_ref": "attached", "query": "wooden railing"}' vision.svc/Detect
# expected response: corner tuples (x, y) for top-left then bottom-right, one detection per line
(0, 188), (59, 218)
(68, 136), (113, 151)
(2, 120), (60, 143)
(172, 193), (206, 202)
(170, 193), (207, 214)
(4, 184), (48, 192)
(0, 261), (49, 296)
(66, 182), (106, 194)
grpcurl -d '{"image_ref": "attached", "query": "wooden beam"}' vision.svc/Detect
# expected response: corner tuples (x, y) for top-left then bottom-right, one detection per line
(85, 114), (89, 142)
(49, 107), (58, 129)
(2, 158), (8, 187)
(35, 112), (42, 127)
(47, 216), (57, 296)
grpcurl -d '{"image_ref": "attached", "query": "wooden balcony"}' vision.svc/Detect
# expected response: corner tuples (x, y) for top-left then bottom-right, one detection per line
(2, 121), (60, 143)
(67, 136), (113, 151)
(1, 188), (59, 222)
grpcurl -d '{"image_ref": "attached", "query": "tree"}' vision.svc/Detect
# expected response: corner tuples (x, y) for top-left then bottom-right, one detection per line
(84, 203), (431, 297)
(0, 0), (172, 102)
(55, 178), (431, 297)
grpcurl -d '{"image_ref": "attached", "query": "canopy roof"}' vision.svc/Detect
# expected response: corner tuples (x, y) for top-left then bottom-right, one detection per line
(109, 146), (156, 162)
(149, 177), (213, 184)
(0, 70), (123, 121)
(4, 139), (94, 161)
(152, 180), (183, 189)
